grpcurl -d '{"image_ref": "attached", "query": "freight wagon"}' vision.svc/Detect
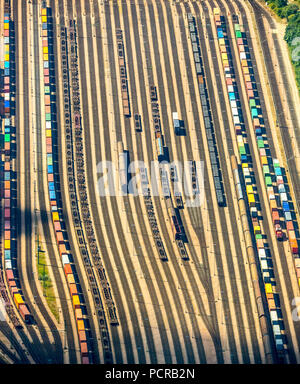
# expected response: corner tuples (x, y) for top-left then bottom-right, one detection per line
(166, 197), (184, 241)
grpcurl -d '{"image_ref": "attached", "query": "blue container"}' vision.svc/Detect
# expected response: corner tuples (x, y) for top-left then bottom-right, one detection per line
(42, 23), (47, 30)
(5, 127), (10, 134)
(48, 182), (55, 191)
(255, 128), (262, 135)
(47, 165), (53, 174)
(229, 92), (235, 101)
(4, 100), (10, 108)
(5, 250), (11, 260)
(282, 201), (290, 212)
(275, 167), (282, 176)
(4, 61), (10, 68)
(241, 155), (248, 162)
(218, 31), (224, 38)
(49, 190), (56, 200)
(174, 119), (180, 128)
(4, 69), (10, 76)
(4, 172), (10, 181)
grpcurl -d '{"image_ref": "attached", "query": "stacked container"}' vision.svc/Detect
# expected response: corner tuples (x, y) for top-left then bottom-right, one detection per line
(2, 8), (31, 323)
(214, 9), (288, 357)
(41, 7), (90, 364)
(233, 22), (299, 264)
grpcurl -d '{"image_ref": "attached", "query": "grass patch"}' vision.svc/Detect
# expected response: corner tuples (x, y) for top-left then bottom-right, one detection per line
(36, 236), (60, 322)
(263, 0), (300, 95)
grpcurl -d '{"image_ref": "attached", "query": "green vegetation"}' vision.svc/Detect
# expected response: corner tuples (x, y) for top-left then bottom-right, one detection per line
(36, 236), (60, 322)
(264, 0), (300, 93)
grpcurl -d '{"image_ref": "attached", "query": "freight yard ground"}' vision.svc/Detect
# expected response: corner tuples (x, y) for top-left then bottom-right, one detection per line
(0, 0), (299, 365)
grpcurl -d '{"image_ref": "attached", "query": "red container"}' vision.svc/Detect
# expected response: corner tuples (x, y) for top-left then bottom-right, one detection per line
(286, 221), (294, 232)
(82, 357), (89, 364)
(46, 144), (52, 153)
(54, 221), (61, 232)
(64, 263), (72, 275)
(69, 283), (78, 296)
(4, 30), (9, 37)
(78, 330), (87, 342)
(48, 173), (54, 182)
(8, 279), (17, 289)
(45, 95), (51, 105)
(226, 78), (233, 85)
(56, 231), (64, 244)
(246, 82), (252, 90)
(44, 68), (49, 76)
(4, 208), (10, 218)
(4, 231), (10, 240)
(6, 270), (14, 281)
(19, 304), (31, 322)
(80, 342), (88, 357)
(4, 199), (10, 208)
(44, 76), (50, 84)
(272, 210), (280, 224)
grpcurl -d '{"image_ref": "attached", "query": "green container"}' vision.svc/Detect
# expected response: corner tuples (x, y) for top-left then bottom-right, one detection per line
(265, 176), (272, 187)
(234, 24), (240, 31)
(239, 146), (246, 155)
(263, 165), (270, 175)
(236, 30), (242, 38)
(255, 234), (263, 240)
(249, 99), (256, 108)
(45, 113), (51, 121)
(257, 140), (264, 148)
(44, 86), (50, 94)
(4, 134), (10, 142)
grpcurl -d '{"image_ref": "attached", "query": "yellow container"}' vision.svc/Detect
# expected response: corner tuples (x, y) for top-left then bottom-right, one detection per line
(52, 212), (59, 222)
(219, 38), (225, 46)
(223, 60), (229, 67)
(77, 319), (85, 331)
(222, 53), (228, 61)
(213, 7), (220, 15)
(72, 295), (80, 309)
(41, 8), (47, 16)
(4, 240), (10, 249)
(254, 226), (261, 234)
(43, 46), (48, 54)
(14, 293), (24, 309)
(46, 129), (52, 138)
(265, 283), (273, 294)
(4, 23), (9, 30)
(243, 67), (249, 75)
(42, 16), (47, 23)
(248, 193), (255, 206)
(43, 53), (49, 61)
(4, 54), (9, 61)
(242, 163), (249, 169)
(246, 185), (253, 194)
(5, 44), (9, 52)
(261, 156), (268, 166)
(67, 274), (75, 285)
